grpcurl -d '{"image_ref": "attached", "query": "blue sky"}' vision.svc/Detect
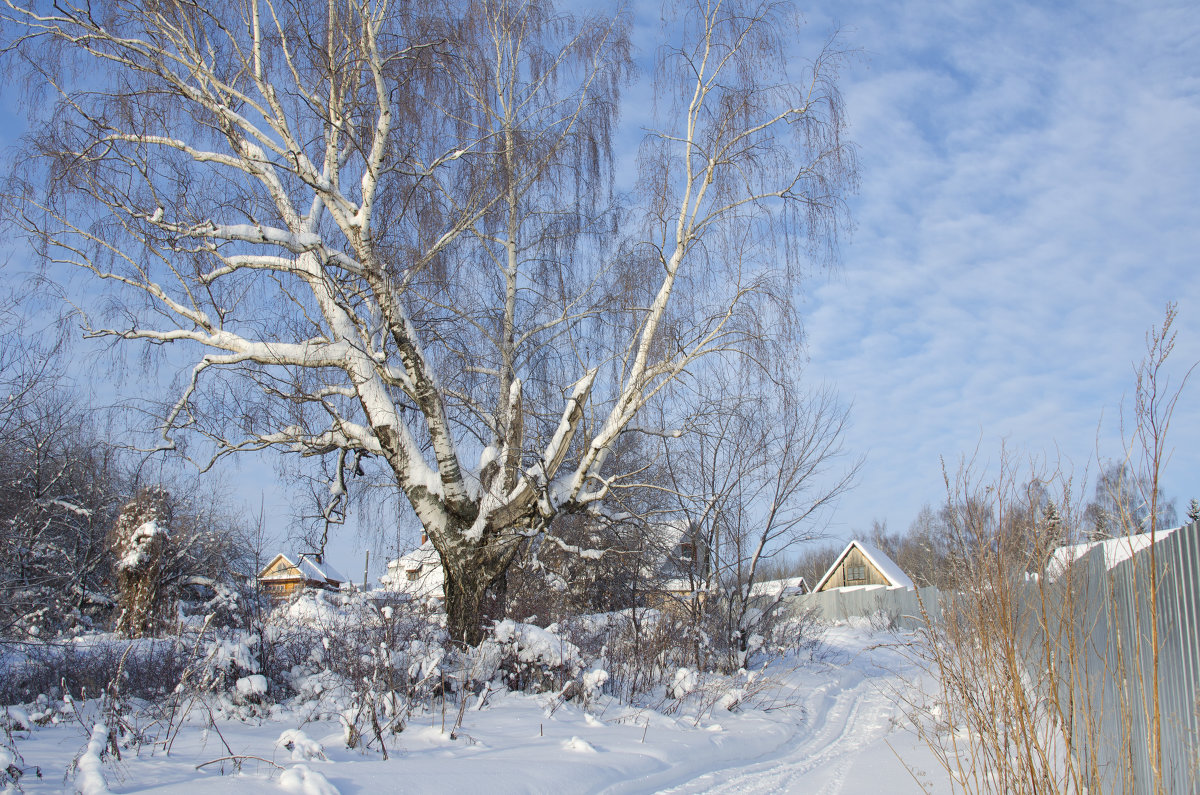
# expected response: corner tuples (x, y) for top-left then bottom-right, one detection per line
(791, 0), (1200, 538)
(3, 0), (1198, 580)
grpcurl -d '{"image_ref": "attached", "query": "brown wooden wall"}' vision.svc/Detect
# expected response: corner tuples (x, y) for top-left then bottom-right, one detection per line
(817, 547), (891, 591)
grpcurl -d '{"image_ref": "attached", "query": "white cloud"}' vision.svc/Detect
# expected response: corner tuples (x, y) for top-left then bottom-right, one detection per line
(801, 0), (1200, 535)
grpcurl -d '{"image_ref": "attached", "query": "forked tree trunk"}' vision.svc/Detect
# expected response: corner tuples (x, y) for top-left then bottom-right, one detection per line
(437, 535), (523, 647)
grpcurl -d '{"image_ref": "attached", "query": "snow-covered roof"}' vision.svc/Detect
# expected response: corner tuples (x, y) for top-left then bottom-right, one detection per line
(814, 540), (914, 591)
(1046, 526), (1178, 582)
(659, 577), (710, 595)
(297, 554), (345, 584)
(387, 543), (440, 571)
(748, 576), (809, 598)
(381, 542), (444, 599)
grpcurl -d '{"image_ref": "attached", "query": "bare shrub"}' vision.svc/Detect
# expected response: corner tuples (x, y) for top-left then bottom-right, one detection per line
(0, 638), (189, 706)
(910, 305), (1195, 794)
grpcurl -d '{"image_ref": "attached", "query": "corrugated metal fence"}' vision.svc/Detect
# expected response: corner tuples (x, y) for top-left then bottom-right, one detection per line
(788, 521), (1200, 794)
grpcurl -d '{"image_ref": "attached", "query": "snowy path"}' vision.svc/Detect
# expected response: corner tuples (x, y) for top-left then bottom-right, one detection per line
(604, 637), (932, 795)
(658, 668), (903, 794)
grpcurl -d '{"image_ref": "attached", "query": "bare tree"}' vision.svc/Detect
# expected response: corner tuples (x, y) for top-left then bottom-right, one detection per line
(3, 0), (857, 644)
(661, 368), (859, 665)
(0, 390), (125, 637)
(1083, 461), (1176, 540)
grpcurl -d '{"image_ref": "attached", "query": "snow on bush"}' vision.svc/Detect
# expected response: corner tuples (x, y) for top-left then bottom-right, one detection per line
(582, 668), (609, 699)
(72, 723), (111, 795)
(200, 629), (264, 711)
(208, 631), (260, 676)
(116, 521), (168, 572)
(276, 729), (326, 761)
(493, 620), (581, 669)
(236, 674), (268, 698)
(3, 707), (33, 732)
(670, 668), (699, 700)
(278, 763), (340, 795)
(561, 736), (598, 753)
(491, 619), (583, 693)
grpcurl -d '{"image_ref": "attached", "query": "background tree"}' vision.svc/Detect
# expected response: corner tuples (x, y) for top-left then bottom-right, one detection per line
(0, 387), (126, 637)
(660, 367), (859, 665)
(110, 487), (172, 638)
(2, 0), (857, 645)
(1083, 461), (1177, 540)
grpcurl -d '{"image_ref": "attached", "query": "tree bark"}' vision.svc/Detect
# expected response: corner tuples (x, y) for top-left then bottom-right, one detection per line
(437, 532), (523, 647)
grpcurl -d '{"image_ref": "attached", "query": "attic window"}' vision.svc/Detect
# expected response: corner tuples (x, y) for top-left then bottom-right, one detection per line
(680, 542), (695, 562)
(406, 569), (419, 582)
(846, 564), (866, 583)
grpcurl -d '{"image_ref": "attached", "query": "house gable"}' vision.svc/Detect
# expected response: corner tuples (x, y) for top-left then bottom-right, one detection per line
(814, 540), (913, 592)
(259, 554), (301, 581)
(257, 553), (343, 597)
(381, 542), (444, 599)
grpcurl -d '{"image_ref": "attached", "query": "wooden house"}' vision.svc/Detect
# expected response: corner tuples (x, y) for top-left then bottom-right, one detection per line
(257, 553), (346, 598)
(813, 540), (913, 592)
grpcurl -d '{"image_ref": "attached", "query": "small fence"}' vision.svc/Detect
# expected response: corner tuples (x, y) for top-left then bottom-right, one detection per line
(787, 521), (1200, 794)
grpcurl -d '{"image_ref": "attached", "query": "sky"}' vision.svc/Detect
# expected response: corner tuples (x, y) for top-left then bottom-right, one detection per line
(3, 0), (1198, 581)
(790, 0), (1200, 541)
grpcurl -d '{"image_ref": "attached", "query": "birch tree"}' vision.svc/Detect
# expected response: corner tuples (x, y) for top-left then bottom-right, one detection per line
(3, 0), (857, 645)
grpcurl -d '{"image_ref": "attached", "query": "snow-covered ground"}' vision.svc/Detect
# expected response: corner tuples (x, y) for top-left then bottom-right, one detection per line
(3, 622), (951, 794)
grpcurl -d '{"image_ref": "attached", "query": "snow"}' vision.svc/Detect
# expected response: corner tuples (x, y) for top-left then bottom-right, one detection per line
(118, 520), (167, 570)
(380, 542), (444, 599)
(297, 555), (346, 585)
(4, 706), (33, 731)
(562, 735), (599, 753)
(237, 674), (269, 697)
(493, 619), (582, 670)
(277, 729), (327, 761)
(669, 668), (698, 699)
(74, 723), (111, 795)
(279, 763), (340, 795)
(747, 576), (809, 598)
(1046, 526), (1179, 581)
(47, 498), (94, 517)
(1, 622), (954, 794)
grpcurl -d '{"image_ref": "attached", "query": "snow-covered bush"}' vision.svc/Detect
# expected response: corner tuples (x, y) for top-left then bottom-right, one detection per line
(253, 590), (452, 751)
(275, 728), (326, 761)
(491, 619), (584, 693)
(71, 723), (111, 795)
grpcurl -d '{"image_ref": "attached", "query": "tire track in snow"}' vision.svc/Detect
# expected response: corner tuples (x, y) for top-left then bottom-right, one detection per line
(659, 665), (902, 794)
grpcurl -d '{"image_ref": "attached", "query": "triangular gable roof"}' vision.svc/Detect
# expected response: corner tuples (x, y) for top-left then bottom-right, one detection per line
(813, 540), (914, 591)
(257, 553), (344, 584)
(258, 553), (297, 581)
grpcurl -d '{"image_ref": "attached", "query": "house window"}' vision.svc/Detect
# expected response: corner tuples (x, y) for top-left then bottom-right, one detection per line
(680, 542), (695, 562)
(406, 569), (419, 581)
(846, 564), (866, 584)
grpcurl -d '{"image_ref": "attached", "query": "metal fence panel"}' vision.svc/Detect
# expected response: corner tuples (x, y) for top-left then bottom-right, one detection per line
(787, 522), (1200, 794)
